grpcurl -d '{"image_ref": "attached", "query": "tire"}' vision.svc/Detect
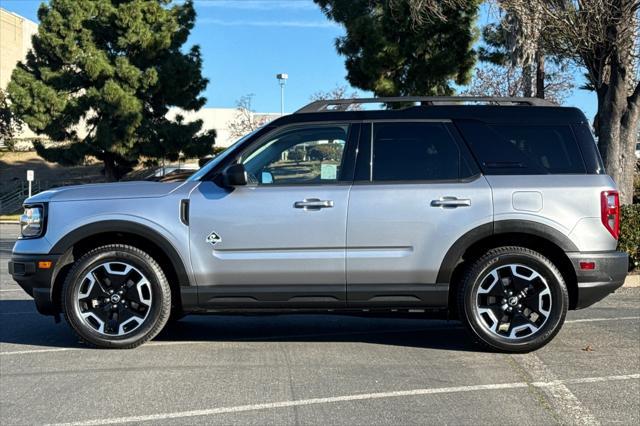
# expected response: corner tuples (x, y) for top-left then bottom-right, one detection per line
(62, 244), (171, 349)
(458, 246), (568, 353)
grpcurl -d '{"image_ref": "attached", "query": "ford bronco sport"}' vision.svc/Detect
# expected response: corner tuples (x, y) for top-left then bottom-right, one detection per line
(9, 97), (629, 352)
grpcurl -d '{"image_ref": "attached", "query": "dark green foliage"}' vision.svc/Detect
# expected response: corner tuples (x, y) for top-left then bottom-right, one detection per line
(0, 89), (22, 144)
(308, 144), (342, 162)
(314, 0), (480, 96)
(619, 204), (640, 271)
(477, 22), (511, 66)
(7, 0), (215, 181)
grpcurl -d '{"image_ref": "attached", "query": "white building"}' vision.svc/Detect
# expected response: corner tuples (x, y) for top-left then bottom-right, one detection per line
(0, 8), (38, 90)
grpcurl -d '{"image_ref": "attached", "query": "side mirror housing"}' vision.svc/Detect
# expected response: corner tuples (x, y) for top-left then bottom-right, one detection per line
(222, 163), (248, 187)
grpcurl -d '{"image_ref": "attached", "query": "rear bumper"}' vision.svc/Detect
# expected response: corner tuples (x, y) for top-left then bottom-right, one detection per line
(8, 253), (61, 315)
(568, 251), (629, 309)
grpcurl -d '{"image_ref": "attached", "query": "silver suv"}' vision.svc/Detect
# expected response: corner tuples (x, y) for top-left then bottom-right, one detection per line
(9, 97), (629, 352)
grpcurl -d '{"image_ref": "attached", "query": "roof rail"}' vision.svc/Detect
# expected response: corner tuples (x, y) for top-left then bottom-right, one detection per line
(295, 96), (556, 113)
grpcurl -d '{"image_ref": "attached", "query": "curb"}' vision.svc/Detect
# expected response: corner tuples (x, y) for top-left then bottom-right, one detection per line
(623, 275), (640, 288)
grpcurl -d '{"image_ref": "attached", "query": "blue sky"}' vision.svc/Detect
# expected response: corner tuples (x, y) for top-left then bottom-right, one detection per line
(2, 0), (596, 118)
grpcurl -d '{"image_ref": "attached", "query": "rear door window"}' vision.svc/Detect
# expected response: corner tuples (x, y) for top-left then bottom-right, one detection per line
(366, 122), (474, 182)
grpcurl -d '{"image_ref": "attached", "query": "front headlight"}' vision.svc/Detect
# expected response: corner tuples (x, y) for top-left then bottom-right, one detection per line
(20, 205), (44, 238)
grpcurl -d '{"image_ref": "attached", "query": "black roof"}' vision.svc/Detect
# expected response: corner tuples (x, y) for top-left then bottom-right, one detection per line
(270, 97), (589, 127)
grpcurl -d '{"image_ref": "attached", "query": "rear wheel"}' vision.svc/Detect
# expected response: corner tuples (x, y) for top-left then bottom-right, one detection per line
(458, 246), (568, 352)
(62, 244), (171, 348)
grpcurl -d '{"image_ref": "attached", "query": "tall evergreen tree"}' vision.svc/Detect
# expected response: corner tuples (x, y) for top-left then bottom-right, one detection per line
(314, 0), (480, 97)
(8, 0), (215, 181)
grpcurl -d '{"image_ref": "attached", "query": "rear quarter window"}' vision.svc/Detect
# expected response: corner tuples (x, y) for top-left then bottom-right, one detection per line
(455, 120), (587, 175)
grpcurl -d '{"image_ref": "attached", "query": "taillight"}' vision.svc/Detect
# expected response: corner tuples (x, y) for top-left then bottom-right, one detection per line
(600, 190), (620, 239)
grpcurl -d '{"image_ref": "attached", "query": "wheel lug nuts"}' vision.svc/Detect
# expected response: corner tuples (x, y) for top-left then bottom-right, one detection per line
(112, 304), (118, 309)
(109, 289), (114, 294)
(517, 304), (522, 309)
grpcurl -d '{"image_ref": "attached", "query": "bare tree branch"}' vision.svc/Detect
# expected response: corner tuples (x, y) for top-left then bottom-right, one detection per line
(461, 62), (575, 104)
(389, 0), (474, 23)
(227, 95), (275, 140)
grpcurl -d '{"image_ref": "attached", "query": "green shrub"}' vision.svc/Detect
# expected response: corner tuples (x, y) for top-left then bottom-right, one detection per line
(308, 144), (342, 162)
(619, 204), (640, 270)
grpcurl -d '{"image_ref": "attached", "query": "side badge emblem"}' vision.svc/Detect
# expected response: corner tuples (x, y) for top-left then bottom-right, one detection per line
(206, 231), (221, 246)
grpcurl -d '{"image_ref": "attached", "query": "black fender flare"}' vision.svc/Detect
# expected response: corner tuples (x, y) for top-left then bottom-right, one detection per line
(436, 220), (578, 284)
(50, 220), (191, 287)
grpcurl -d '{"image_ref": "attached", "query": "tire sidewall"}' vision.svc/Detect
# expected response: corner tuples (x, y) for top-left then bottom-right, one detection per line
(63, 247), (170, 348)
(463, 251), (568, 352)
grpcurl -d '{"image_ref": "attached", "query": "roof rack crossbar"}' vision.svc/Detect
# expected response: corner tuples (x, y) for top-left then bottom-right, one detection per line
(295, 96), (556, 113)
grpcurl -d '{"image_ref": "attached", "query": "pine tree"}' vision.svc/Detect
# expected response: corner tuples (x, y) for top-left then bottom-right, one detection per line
(7, 0), (215, 181)
(314, 0), (480, 97)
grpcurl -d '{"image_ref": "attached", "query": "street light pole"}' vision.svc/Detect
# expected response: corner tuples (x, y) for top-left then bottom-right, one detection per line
(276, 73), (288, 115)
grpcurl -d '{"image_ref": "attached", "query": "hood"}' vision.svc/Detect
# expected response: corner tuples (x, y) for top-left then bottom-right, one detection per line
(26, 181), (187, 203)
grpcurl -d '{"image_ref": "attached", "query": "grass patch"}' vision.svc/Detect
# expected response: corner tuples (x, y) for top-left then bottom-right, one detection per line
(0, 214), (21, 222)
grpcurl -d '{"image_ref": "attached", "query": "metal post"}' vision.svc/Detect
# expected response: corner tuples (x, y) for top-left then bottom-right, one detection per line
(276, 73), (288, 116)
(280, 82), (284, 116)
(26, 170), (34, 198)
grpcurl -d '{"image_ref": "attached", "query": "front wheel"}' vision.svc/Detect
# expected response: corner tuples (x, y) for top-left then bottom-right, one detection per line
(458, 246), (568, 353)
(62, 244), (171, 349)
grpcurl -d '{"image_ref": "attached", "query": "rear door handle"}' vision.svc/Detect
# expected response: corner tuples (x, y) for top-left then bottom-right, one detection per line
(294, 198), (334, 210)
(430, 197), (471, 208)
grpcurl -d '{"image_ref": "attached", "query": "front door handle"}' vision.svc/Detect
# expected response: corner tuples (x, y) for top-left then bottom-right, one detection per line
(431, 197), (471, 208)
(294, 198), (334, 210)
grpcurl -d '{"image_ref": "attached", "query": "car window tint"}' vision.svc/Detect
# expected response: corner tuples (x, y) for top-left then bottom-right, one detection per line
(490, 125), (585, 174)
(456, 120), (586, 175)
(372, 122), (460, 181)
(242, 125), (349, 185)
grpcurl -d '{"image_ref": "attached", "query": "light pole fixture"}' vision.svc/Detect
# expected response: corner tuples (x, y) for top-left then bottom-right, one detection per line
(276, 73), (288, 115)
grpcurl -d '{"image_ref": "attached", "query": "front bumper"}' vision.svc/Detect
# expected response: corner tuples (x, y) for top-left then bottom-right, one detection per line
(568, 251), (629, 309)
(8, 253), (61, 315)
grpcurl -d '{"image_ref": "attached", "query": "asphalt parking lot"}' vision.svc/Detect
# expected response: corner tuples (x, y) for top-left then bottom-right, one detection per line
(1, 223), (639, 425)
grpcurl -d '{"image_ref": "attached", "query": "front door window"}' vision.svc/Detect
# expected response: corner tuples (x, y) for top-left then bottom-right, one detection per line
(241, 125), (349, 185)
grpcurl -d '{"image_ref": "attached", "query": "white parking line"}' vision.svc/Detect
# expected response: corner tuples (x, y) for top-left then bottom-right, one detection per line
(48, 373), (640, 426)
(0, 289), (22, 292)
(511, 353), (599, 425)
(0, 316), (638, 356)
(0, 348), (75, 356)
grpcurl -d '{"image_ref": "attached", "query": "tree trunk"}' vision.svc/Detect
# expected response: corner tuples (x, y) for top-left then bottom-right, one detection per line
(535, 50), (545, 99)
(618, 109), (638, 205)
(596, 73), (639, 205)
(522, 62), (533, 97)
(103, 156), (118, 182)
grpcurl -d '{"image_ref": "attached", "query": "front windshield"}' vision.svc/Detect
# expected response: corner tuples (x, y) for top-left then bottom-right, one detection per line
(187, 129), (261, 182)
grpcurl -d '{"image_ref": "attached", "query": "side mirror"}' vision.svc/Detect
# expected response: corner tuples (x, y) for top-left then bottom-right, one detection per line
(222, 163), (248, 187)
